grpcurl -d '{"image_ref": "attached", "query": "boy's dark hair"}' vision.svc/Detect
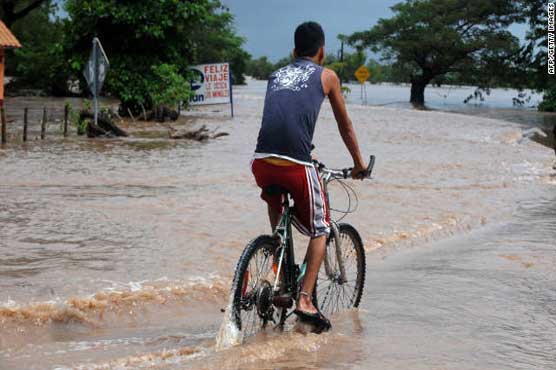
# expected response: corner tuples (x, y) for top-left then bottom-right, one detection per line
(294, 22), (325, 57)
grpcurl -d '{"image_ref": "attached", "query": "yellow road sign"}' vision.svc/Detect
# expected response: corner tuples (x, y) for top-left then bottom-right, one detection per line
(354, 65), (370, 84)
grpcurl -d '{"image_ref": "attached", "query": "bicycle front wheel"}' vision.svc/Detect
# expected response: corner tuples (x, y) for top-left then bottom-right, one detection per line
(316, 223), (366, 316)
(230, 235), (284, 339)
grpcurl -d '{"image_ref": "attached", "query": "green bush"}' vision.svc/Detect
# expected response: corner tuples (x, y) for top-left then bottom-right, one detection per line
(246, 56), (276, 80)
(150, 64), (191, 109)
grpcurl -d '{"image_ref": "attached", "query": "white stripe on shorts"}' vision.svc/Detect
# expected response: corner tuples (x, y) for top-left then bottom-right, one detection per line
(306, 165), (330, 237)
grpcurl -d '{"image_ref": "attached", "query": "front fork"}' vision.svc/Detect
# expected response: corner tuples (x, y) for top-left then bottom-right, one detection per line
(321, 178), (347, 284)
(324, 222), (347, 284)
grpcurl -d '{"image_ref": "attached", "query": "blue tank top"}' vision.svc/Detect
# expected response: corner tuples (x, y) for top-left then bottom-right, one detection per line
(255, 58), (325, 164)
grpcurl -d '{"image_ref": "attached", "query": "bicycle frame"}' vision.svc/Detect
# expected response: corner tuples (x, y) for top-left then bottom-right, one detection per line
(272, 195), (296, 296)
(270, 170), (347, 301)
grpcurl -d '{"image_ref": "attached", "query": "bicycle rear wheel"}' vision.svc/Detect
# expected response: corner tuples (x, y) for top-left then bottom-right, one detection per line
(230, 235), (285, 339)
(316, 223), (366, 316)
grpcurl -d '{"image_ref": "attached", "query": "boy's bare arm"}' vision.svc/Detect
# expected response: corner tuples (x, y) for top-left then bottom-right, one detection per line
(322, 68), (366, 177)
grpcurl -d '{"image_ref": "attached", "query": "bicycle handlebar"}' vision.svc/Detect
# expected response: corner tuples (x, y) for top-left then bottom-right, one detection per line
(314, 155), (376, 180)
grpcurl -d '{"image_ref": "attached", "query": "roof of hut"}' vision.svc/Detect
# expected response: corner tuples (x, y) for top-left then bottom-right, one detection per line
(0, 21), (21, 49)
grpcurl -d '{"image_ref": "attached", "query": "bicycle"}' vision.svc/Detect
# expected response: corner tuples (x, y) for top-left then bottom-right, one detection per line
(230, 156), (375, 338)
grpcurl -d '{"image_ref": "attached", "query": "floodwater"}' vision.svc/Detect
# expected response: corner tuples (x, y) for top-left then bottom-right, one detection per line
(0, 81), (555, 369)
(241, 79), (556, 130)
(347, 83), (556, 135)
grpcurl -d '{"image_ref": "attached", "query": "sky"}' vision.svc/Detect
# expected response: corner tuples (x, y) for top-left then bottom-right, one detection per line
(55, 0), (529, 63)
(224, 0), (529, 62)
(224, 0), (398, 62)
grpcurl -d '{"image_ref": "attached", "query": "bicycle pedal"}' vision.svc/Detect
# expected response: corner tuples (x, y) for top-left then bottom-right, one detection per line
(272, 294), (293, 308)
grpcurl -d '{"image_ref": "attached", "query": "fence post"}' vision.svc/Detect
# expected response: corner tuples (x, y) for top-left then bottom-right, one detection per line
(41, 107), (47, 140)
(64, 104), (69, 137)
(1, 106), (6, 144)
(23, 107), (28, 142)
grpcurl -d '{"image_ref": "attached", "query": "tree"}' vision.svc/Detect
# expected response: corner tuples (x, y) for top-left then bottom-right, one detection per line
(0, 0), (48, 27)
(343, 50), (367, 82)
(189, 2), (250, 85)
(349, 0), (521, 106)
(366, 59), (386, 83)
(517, 0), (556, 111)
(274, 55), (292, 70)
(65, 0), (247, 111)
(5, 1), (69, 95)
(245, 56), (275, 80)
(245, 55), (294, 80)
(324, 50), (367, 83)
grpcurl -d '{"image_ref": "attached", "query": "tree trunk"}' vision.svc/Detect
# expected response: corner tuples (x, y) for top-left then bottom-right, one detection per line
(410, 78), (428, 107)
(78, 111), (128, 138)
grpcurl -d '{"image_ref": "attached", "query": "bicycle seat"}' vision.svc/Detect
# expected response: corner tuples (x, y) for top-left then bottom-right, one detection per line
(264, 185), (290, 196)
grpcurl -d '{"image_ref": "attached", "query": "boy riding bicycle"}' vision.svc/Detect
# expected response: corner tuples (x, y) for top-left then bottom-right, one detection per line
(252, 21), (367, 331)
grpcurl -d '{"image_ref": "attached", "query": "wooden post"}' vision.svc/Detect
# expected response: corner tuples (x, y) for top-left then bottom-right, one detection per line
(0, 49), (5, 143)
(229, 70), (234, 118)
(1, 106), (6, 144)
(41, 107), (47, 139)
(63, 104), (69, 137)
(23, 107), (28, 142)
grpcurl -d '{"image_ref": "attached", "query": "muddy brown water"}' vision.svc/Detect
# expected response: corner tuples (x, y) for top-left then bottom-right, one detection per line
(0, 82), (554, 369)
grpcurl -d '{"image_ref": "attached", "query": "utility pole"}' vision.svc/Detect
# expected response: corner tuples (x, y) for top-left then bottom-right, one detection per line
(337, 34), (347, 86)
(340, 39), (344, 86)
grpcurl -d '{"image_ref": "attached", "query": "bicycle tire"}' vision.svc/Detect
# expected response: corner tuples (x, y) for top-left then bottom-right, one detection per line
(315, 223), (366, 316)
(230, 235), (285, 338)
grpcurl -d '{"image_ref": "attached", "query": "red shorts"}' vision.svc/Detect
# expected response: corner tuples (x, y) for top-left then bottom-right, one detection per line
(251, 158), (330, 238)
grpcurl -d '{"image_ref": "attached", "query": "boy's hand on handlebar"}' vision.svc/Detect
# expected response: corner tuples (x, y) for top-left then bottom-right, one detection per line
(351, 162), (367, 180)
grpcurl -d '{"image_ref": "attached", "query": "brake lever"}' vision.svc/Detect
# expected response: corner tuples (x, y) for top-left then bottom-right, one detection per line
(367, 155), (376, 178)
(342, 168), (351, 179)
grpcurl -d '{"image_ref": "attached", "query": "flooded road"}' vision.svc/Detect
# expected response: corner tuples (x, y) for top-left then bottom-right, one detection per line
(180, 191), (556, 370)
(356, 193), (556, 370)
(0, 81), (554, 369)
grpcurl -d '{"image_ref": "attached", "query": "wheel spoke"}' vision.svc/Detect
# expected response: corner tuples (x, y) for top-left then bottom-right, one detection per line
(234, 240), (284, 339)
(316, 226), (364, 316)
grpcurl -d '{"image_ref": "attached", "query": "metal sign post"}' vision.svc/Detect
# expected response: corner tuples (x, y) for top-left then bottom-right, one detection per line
(93, 40), (98, 125)
(229, 72), (234, 118)
(84, 38), (110, 125)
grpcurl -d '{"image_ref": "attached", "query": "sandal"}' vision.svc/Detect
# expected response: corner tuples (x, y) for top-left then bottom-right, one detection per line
(293, 309), (332, 333)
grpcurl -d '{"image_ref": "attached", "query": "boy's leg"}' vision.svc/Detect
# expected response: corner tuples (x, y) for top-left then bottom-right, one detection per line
(251, 159), (284, 233)
(297, 234), (326, 314)
(288, 165), (329, 314)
